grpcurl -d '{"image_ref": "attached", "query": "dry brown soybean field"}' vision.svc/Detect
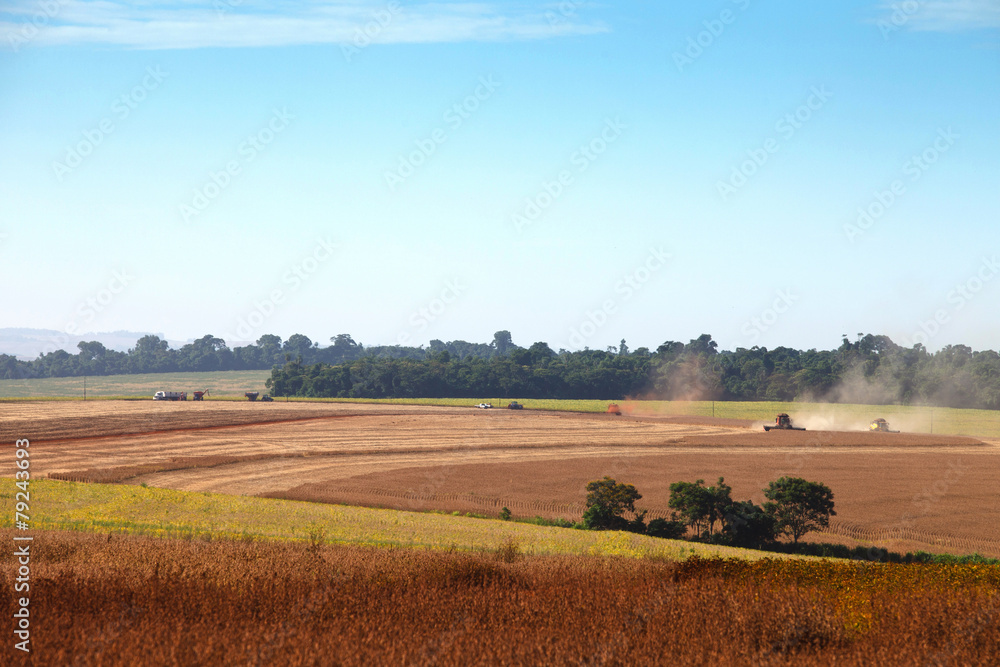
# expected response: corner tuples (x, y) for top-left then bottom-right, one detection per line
(1, 529), (998, 666)
(3, 399), (999, 557)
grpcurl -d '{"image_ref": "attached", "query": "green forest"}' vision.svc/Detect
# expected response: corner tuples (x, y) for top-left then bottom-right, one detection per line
(264, 332), (999, 409)
(3, 331), (998, 409)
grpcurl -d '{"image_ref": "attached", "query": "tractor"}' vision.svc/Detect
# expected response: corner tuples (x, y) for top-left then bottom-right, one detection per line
(869, 418), (899, 433)
(763, 413), (806, 431)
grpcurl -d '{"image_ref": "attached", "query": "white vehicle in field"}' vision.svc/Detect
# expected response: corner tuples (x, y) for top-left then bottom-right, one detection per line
(153, 391), (187, 401)
(476, 403), (493, 409)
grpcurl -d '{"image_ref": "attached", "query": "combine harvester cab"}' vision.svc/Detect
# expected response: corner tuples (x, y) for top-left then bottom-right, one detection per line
(763, 413), (805, 431)
(869, 418), (899, 433)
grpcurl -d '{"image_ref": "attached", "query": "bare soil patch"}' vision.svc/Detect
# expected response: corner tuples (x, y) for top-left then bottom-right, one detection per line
(278, 449), (1000, 557)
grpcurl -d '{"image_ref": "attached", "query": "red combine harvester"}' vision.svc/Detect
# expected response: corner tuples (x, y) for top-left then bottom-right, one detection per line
(607, 403), (622, 416)
(193, 390), (209, 401)
(763, 413), (805, 431)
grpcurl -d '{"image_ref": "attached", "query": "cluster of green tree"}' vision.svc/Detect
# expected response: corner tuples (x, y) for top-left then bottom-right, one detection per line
(265, 338), (650, 400)
(0, 332), (504, 381)
(580, 476), (836, 551)
(265, 333), (1000, 409)
(5, 330), (999, 409)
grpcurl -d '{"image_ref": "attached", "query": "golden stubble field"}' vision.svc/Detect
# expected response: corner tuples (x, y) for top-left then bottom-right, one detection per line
(2, 400), (998, 556)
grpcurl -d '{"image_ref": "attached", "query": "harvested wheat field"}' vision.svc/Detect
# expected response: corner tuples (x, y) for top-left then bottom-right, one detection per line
(3, 400), (998, 557)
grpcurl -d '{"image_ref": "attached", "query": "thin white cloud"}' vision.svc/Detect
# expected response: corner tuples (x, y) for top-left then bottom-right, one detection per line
(877, 0), (1000, 32)
(1, 1), (608, 50)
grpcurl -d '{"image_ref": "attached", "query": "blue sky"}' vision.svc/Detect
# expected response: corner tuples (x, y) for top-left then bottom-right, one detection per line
(1, 1), (998, 354)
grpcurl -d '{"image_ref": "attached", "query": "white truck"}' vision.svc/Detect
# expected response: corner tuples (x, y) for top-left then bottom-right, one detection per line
(153, 391), (187, 401)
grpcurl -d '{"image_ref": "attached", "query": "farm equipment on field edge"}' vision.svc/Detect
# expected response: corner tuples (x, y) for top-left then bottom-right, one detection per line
(193, 390), (209, 401)
(153, 391), (186, 401)
(245, 392), (259, 402)
(607, 403), (622, 416)
(507, 401), (523, 410)
(763, 413), (805, 431)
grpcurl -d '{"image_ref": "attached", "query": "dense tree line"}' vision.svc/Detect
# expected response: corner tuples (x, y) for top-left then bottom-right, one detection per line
(3, 331), (999, 409)
(0, 332), (502, 380)
(266, 333), (1000, 409)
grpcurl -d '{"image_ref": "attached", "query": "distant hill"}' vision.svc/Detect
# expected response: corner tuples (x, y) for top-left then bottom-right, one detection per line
(0, 328), (187, 360)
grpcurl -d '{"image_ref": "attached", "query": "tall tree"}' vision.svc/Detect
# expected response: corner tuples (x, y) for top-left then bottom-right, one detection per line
(583, 477), (644, 531)
(668, 477), (732, 538)
(492, 330), (513, 356)
(763, 477), (836, 543)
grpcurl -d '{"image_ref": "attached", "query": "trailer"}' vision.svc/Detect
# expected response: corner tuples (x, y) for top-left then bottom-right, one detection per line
(153, 391), (187, 401)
